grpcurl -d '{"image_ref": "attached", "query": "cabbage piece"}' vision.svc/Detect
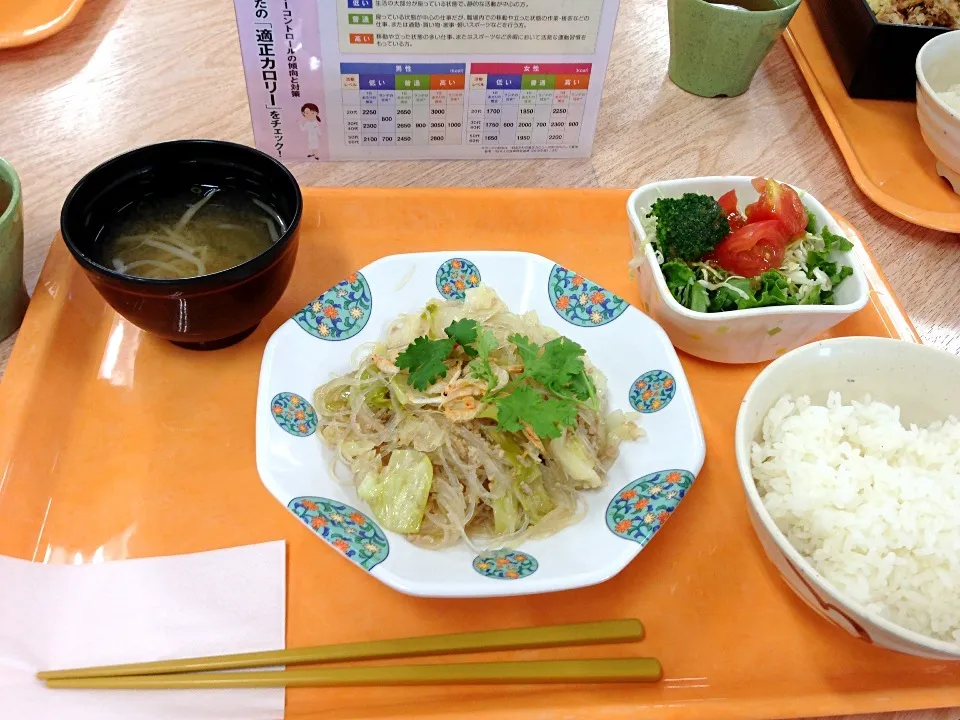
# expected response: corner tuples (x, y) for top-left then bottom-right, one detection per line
(549, 433), (602, 488)
(396, 415), (444, 453)
(341, 438), (375, 462)
(490, 479), (521, 536)
(606, 409), (643, 441)
(365, 385), (391, 409)
(358, 450), (434, 533)
(489, 432), (555, 531)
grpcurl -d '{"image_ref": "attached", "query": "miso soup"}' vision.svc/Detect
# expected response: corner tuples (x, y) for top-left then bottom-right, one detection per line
(98, 186), (285, 280)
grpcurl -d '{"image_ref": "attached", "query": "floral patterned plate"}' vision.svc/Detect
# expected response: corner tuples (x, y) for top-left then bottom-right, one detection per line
(256, 251), (705, 597)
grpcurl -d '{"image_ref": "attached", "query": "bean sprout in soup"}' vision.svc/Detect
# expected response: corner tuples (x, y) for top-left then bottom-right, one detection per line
(97, 186), (285, 279)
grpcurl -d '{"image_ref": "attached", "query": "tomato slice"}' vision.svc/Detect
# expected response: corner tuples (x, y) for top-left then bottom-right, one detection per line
(713, 220), (787, 277)
(745, 178), (807, 239)
(717, 190), (746, 231)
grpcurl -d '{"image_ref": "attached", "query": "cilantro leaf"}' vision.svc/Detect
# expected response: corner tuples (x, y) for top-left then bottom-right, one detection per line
(395, 336), (455, 391)
(493, 386), (578, 440)
(467, 329), (499, 389)
(444, 318), (480, 357)
(508, 335), (595, 402)
(509, 334), (541, 368)
(475, 328), (498, 358)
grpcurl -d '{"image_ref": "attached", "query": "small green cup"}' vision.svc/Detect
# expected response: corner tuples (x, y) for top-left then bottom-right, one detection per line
(0, 157), (28, 342)
(667, 0), (801, 98)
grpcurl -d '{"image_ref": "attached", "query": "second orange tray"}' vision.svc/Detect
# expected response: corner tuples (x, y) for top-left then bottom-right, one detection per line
(0, 188), (957, 719)
(784, 3), (960, 233)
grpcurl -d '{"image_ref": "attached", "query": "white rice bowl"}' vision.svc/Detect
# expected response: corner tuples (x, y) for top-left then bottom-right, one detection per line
(751, 392), (960, 645)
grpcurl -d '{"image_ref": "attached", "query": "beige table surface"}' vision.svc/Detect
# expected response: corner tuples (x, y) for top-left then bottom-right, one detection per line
(1, 0), (959, 717)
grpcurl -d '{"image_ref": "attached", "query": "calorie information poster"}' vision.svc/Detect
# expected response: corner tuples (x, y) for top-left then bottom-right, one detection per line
(234, 0), (621, 162)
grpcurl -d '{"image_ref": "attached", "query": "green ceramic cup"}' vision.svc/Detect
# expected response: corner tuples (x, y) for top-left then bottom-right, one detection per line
(0, 158), (28, 342)
(667, 0), (802, 98)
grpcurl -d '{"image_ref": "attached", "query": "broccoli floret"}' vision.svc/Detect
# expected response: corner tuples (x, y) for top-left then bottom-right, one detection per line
(647, 194), (730, 262)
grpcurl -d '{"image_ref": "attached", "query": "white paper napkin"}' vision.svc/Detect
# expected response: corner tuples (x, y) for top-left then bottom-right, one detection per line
(0, 541), (287, 720)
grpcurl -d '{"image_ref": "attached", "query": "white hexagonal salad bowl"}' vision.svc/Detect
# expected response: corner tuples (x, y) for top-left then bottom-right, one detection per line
(256, 251), (705, 597)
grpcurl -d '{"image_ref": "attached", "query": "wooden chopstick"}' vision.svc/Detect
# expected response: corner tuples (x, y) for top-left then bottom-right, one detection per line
(37, 619), (644, 680)
(43, 657), (662, 689)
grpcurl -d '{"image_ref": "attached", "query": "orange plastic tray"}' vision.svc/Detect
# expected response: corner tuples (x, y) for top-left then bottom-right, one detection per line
(1, 188), (957, 720)
(784, 3), (960, 233)
(0, 0), (87, 48)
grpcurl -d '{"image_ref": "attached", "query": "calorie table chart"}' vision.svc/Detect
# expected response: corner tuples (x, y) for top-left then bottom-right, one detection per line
(340, 63), (466, 147)
(468, 64), (592, 147)
(238, 0), (621, 161)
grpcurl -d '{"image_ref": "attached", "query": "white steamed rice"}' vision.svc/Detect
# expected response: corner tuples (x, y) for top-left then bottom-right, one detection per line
(752, 392), (960, 645)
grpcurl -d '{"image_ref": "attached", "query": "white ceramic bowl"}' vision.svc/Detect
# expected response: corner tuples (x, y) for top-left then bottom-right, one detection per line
(735, 336), (960, 660)
(917, 31), (960, 195)
(257, 250), (705, 597)
(626, 177), (870, 365)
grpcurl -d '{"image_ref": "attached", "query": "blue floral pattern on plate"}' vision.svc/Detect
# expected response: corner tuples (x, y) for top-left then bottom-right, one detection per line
(547, 265), (628, 327)
(436, 258), (481, 300)
(294, 272), (372, 340)
(270, 392), (318, 437)
(629, 370), (677, 414)
(606, 470), (695, 546)
(472, 550), (539, 579)
(289, 497), (389, 571)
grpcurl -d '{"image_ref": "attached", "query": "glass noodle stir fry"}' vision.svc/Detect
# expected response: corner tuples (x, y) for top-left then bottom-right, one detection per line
(315, 287), (642, 551)
(632, 178), (856, 312)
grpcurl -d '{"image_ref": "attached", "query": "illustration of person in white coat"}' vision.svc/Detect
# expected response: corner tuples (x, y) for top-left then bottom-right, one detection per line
(300, 103), (323, 160)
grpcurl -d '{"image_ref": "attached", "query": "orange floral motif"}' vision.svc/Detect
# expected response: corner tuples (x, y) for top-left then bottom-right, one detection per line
(615, 519), (632, 533)
(476, 562), (490, 570)
(572, 275), (585, 287)
(555, 295), (571, 311)
(349, 512), (366, 525)
(451, 260), (463, 269)
(652, 399), (662, 410)
(514, 555), (526, 562)
(310, 515), (327, 529)
(636, 381), (647, 391)
(294, 410), (305, 420)
(666, 471), (682, 483)
(347, 272), (358, 284)
(496, 557), (510, 566)
(620, 489), (637, 500)
(323, 305), (339, 319)
(290, 396), (300, 406)
(633, 498), (649, 511)
(658, 510), (669, 524)
(272, 404), (283, 415)
(455, 279), (466, 291)
(301, 499), (318, 511)
(332, 539), (350, 553)
(663, 378), (674, 389)
(468, 274), (479, 284)
(297, 423), (308, 433)
(590, 291), (606, 305)
(506, 571), (519, 579)
(443, 283), (452, 294)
